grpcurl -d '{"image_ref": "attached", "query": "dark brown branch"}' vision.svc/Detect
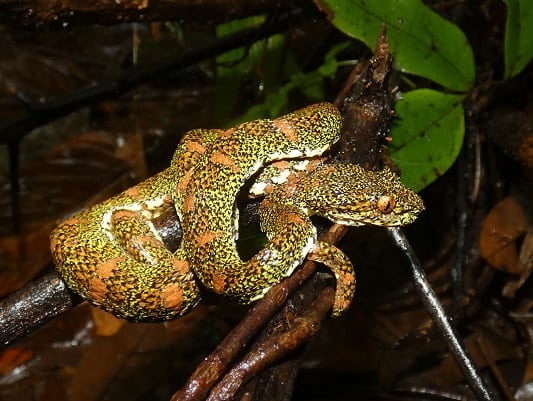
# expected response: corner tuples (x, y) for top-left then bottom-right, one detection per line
(170, 259), (322, 401)
(177, 227), (349, 401)
(0, 271), (77, 346)
(335, 24), (394, 168)
(207, 288), (334, 401)
(0, 7), (313, 146)
(0, 0), (308, 27)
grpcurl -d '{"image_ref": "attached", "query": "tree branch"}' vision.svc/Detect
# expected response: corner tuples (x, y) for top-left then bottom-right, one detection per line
(0, 0), (308, 27)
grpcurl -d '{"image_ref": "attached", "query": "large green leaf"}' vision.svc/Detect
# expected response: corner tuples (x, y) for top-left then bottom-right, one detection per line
(390, 89), (465, 191)
(315, 0), (475, 91)
(504, 0), (533, 79)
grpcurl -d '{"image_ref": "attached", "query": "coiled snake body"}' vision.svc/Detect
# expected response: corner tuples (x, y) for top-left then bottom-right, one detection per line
(50, 103), (424, 321)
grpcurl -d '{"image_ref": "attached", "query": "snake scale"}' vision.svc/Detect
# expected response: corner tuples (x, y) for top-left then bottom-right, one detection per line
(50, 103), (424, 321)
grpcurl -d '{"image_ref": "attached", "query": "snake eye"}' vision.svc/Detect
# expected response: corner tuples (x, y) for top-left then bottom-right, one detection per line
(377, 195), (395, 214)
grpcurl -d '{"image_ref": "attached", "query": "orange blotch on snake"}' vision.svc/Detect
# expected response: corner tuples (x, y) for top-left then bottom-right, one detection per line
(160, 284), (184, 309)
(96, 257), (124, 279)
(212, 274), (227, 294)
(320, 164), (336, 174)
(183, 194), (195, 213)
(196, 231), (223, 246)
(124, 186), (141, 199)
(271, 160), (290, 170)
(89, 277), (107, 304)
(220, 128), (235, 137)
(340, 272), (355, 286)
(262, 183), (276, 195)
(186, 140), (206, 154)
(272, 119), (298, 142)
(287, 213), (305, 225)
(286, 172), (300, 186)
(112, 210), (138, 220)
(306, 159), (324, 172)
(74, 271), (86, 282)
(210, 151), (240, 172)
(177, 170), (192, 192)
(172, 259), (191, 273)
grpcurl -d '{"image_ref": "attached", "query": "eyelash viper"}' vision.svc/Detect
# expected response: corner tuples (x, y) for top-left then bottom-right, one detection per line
(50, 103), (424, 321)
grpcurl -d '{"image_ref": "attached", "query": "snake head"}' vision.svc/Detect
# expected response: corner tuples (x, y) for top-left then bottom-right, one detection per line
(299, 164), (425, 227)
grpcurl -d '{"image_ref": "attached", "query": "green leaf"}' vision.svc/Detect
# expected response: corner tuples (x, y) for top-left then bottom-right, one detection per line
(318, 41), (351, 77)
(216, 15), (266, 68)
(390, 89), (465, 191)
(504, 0), (533, 78)
(215, 16), (299, 121)
(315, 0), (475, 91)
(231, 42), (350, 124)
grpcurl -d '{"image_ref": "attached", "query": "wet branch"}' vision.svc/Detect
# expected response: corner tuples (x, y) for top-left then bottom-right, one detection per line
(207, 288), (334, 401)
(0, 272), (77, 345)
(388, 227), (496, 401)
(0, 0), (307, 27)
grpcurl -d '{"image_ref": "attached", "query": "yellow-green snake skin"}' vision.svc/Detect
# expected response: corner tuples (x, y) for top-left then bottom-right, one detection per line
(50, 103), (424, 321)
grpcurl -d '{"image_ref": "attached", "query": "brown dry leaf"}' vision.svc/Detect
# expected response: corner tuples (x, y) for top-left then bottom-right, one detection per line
(67, 323), (155, 401)
(515, 356), (533, 400)
(503, 229), (533, 297)
(0, 347), (33, 376)
(522, 358), (533, 387)
(66, 308), (214, 401)
(0, 131), (136, 297)
(403, 325), (522, 390)
(91, 308), (127, 337)
(479, 196), (528, 274)
(518, 133), (533, 169)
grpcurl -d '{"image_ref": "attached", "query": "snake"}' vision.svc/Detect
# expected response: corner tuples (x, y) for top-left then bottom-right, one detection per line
(50, 103), (424, 321)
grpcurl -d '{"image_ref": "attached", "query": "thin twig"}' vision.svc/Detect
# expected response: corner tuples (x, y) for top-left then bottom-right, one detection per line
(388, 227), (497, 401)
(476, 338), (516, 401)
